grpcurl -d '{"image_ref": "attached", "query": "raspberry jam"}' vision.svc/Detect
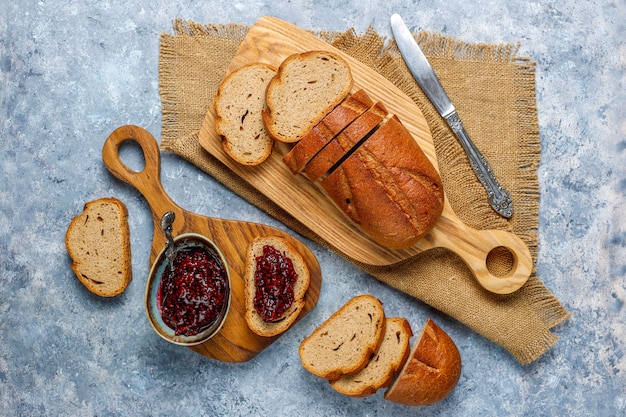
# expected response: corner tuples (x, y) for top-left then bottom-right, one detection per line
(157, 246), (228, 336)
(253, 245), (298, 322)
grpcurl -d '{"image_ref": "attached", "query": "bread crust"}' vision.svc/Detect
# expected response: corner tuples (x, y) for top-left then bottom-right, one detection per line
(384, 318), (462, 406)
(244, 236), (310, 337)
(65, 197), (132, 297)
(262, 50), (353, 143)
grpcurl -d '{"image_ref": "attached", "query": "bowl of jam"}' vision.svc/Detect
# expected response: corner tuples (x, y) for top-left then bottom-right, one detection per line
(146, 233), (231, 346)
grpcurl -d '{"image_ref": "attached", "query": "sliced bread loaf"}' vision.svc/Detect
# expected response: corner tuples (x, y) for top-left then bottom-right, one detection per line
(330, 317), (413, 397)
(244, 236), (310, 337)
(304, 102), (389, 182)
(213, 63), (277, 165)
(282, 89), (373, 174)
(65, 197), (132, 297)
(262, 50), (353, 143)
(298, 294), (386, 380)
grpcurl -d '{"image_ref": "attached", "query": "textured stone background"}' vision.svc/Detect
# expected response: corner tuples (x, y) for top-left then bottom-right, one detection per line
(1, 1), (624, 416)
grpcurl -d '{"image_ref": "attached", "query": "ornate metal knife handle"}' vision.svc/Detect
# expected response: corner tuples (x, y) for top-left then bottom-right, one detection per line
(444, 111), (513, 218)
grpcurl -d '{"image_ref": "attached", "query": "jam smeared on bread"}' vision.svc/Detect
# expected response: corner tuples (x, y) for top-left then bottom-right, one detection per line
(253, 244), (299, 322)
(157, 246), (228, 337)
(244, 236), (310, 337)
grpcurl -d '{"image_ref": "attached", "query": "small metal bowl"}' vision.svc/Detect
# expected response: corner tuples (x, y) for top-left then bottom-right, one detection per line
(145, 232), (231, 346)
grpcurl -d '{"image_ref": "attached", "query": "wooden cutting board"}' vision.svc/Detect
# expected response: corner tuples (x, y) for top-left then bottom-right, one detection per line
(102, 125), (322, 362)
(198, 16), (532, 294)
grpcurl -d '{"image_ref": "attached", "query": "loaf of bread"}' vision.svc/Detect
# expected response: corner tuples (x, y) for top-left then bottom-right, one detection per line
(298, 294), (386, 380)
(320, 114), (444, 249)
(213, 63), (277, 165)
(244, 236), (310, 337)
(262, 50), (353, 143)
(304, 102), (388, 183)
(282, 89), (373, 174)
(384, 318), (462, 406)
(329, 317), (413, 397)
(65, 197), (132, 297)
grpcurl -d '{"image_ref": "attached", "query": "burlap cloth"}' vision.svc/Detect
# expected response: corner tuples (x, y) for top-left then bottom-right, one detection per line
(158, 20), (570, 364)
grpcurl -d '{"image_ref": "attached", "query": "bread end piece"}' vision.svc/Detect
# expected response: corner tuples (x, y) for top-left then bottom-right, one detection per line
(384, 318), (462, 406)
(244, 236), (310, 337)
(65, 197), (132, 297)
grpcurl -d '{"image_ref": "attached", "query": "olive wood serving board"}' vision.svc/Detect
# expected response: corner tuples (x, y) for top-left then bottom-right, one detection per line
(198, 16), (532, 294)
(102, 125), (322, 362)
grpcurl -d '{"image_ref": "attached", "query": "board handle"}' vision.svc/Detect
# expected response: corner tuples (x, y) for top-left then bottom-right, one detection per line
(431, 215), (533, 294)
(102, 125), (177, 215)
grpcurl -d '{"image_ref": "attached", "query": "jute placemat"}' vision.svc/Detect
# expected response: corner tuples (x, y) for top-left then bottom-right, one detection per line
(158, 19), (570, 364)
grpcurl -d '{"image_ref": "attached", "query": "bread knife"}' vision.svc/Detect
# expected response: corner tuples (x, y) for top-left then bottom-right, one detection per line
(390, 13), (514, 218)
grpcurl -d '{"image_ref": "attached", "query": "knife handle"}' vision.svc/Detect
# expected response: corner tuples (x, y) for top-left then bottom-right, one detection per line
(444, 110), (514, 218)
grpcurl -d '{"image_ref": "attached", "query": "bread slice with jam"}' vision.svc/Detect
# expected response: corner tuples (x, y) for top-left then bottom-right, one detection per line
(244, 236), (310, 337)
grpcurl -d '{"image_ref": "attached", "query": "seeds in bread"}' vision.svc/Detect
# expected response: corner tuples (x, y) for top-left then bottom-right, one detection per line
(65, 197), (132, 297)
(330, 317), (413, 397)
(282, 89), (373, 174)
(244, 236), (310, 337)
(262, 50), (353, 143)
(213, 63), (277, 165)
(384, 318), (462, 406)
(298, 294), (386, 381)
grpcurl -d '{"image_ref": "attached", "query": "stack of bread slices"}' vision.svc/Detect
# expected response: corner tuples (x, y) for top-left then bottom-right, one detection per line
(213, 50), (444, 250)
(298, 294), (462, 405)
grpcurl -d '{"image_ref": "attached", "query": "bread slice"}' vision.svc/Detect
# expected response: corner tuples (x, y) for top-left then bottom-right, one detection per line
(213, 63), (277, 166)
(384, 319), (462, 406)
(298, 294), (386, 380)
(304, 102), (389, 182)
(244, 236), (310, 337)
(330, 317), (413, 397)
(262, 50), (353, 143)
(65, 198), (132, 297)
(282, 89), (373, 174)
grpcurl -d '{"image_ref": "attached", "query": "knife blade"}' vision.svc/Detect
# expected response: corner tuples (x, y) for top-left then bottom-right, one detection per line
(390, 13), (513, 219)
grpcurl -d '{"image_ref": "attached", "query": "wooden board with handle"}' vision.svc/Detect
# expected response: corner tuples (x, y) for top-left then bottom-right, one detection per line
(198, 16), (532, 294)
(102, 125), (322, 362)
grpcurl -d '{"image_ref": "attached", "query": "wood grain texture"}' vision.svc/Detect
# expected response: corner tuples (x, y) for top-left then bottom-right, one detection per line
(102, 125), (321, 362)
(198, 16), (532, 294)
